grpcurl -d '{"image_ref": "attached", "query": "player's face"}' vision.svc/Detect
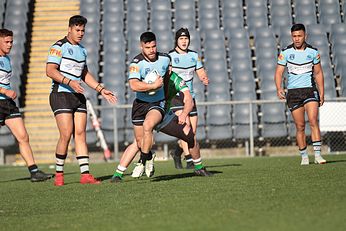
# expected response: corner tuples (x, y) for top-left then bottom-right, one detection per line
(291, 30), (306, 49)
(0, 36), (13, 55)
(68, 24), (85, 44)
(141, 40), (157, 61)
(177, 36), (189, 51)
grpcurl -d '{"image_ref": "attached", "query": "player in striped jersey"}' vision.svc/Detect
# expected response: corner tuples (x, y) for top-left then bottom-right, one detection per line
(0, 29), (53, 182)
(275, 23), (326, 165)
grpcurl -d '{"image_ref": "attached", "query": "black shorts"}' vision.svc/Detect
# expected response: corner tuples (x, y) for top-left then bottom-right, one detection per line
(131, 99), (165, 126)
(0, 99), (22, 126)
(49, 92), (87, 116)
(170, 93), (198, 117)
(286, 87), (320, 112)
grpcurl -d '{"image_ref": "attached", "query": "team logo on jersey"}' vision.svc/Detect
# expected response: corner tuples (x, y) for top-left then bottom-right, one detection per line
(174, 58), (179, 64)
(49, 48), (62, 57)
(0, 61), (3, 68)
(68, 48), (73, 55)
(159, 101), (165, 108)
(129, 65), (139, 73)
(145, 68), (150, 76)
(162, 66), (166, 72)
(191, 57), (196, 63)
(278, 53), (284, 61)
(289, 54), (295, 60)
(307, 55), (312, 60)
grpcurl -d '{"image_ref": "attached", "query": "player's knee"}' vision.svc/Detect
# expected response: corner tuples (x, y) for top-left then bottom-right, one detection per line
(16, 132), (29, 144)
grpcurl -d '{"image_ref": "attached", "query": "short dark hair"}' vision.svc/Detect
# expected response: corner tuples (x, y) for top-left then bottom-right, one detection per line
(0, 29), (13, 38)
(291, 23), (305, 33)
(69, 15), (87, 27)
(140, 32), (156, 43)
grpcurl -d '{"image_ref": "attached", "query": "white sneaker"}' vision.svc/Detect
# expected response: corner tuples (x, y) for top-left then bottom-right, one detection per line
(145, 152), (156, 177)
(301, 156), (309, 166)
(131, 163), (144, 178)
(314, 155), (327, 164)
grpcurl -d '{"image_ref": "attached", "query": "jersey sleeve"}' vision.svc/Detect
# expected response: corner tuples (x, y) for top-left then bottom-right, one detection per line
(196, 53), (203, 70)
(313, 50), (321, 65)
(277, 50), (286, 66)
(47, 44), (63, 65)
(171, 72), (189, 92)
(128, 62), (140, 80)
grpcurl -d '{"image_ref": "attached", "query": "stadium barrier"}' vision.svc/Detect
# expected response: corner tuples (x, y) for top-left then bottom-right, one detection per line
(4, 98), (345, 162)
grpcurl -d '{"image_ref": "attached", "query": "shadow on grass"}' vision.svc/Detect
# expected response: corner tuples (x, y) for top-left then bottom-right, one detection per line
(0, 172), (75, 183)
(206, 163), (242, 168)
(325, 159), (346, 164)
(151, 170), (223, 182)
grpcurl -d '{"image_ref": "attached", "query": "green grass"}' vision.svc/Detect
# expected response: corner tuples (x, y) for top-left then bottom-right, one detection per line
(0, 154), (346, 231)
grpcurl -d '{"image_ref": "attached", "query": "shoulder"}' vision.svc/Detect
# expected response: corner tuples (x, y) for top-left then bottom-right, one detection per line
(158, 52), (171, 59)
(187, 49), (198, 54)
(52, 37), (68, 47)
(131, 53), (144, 64)
(305, 43), (318, 52)
(281, 44), (294, 52)
(168, 49), (176, 55)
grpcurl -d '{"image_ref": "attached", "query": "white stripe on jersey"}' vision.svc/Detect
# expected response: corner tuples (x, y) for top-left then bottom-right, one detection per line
(60, 58), (85, 77)
(287, 61), (313, 75)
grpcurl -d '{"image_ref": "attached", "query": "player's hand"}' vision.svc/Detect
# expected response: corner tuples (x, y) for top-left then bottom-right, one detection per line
(276, 88), (286, 100)
(319, 94), (324, 106)
(101, 89), (117, 104)
(201, 76), (209, 85)
(4, 89), (17, 100)
(178, 112), (188, 125)
(152, 76), (163, 90)
(69, 80), (85, 93)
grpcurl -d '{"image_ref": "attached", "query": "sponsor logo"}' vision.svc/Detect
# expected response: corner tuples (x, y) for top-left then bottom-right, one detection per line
(316, 54), (320, 60)
(49, 48), (62, 57)
(0, 61), (4, 68)
(307, 55), (312, 60)
(174, 58), (179, 64)
(162, 66), (166, 72)
(129, 65), (139, 73)
(191, 57), (196, 63)
(289, 54), (295, 60)
(68, 48), (73, 55)
(159, 101), (165, 108)
(278, 53), (284, 61)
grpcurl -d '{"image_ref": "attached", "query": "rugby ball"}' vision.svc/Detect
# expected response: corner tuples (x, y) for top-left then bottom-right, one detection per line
(144, 70), (159, 84)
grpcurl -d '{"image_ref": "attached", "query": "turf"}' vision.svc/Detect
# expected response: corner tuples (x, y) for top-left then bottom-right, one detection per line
(0, 154), (345, 231)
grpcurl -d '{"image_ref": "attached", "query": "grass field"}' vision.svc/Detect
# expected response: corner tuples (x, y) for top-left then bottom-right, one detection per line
(0, 154), (345, 231)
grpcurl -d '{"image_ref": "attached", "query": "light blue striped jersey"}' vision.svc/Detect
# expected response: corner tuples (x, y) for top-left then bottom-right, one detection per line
(0, 55), (12, 100)
(168, 49), (203, 98)
(47, 37), (87, 93)
(128, 52), (171, 102)
(277, 43), (320, 89)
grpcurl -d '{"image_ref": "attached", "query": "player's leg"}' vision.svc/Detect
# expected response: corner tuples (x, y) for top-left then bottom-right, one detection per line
(160, 117), (212, 176)
(183, 115), (198, 169)
(111, 141), (140, 183)
(305, 102), (326, 164)
(53, 113), (74, 185)
(291, 107), (309, 165)
(74, 111), (100, 184)
(5, 117), (52, 182)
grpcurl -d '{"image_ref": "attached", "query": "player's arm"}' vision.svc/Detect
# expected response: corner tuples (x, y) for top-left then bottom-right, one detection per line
(196, 67), (209, 85)
(129, 78), (163, 92)
(82, 68), (117, 104)
(314, 63), (325, 106)
(46, 63), (85, 94)
(0, 87), (16, 100)
(274, 64), (286, 100)
(179, 89), (193, 124)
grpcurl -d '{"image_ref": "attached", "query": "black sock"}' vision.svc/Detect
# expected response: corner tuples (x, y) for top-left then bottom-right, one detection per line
(28, 164), (38, 174)
(140, 151), (153, 165)
(185, 154), (193, 162)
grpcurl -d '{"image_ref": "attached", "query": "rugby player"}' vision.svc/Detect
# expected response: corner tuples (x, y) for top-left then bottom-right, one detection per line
(0, 29), (53, 182)
(46, 15), (117, 186)
(168, 28), (209, 169)
(275, 23), (327, 165)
